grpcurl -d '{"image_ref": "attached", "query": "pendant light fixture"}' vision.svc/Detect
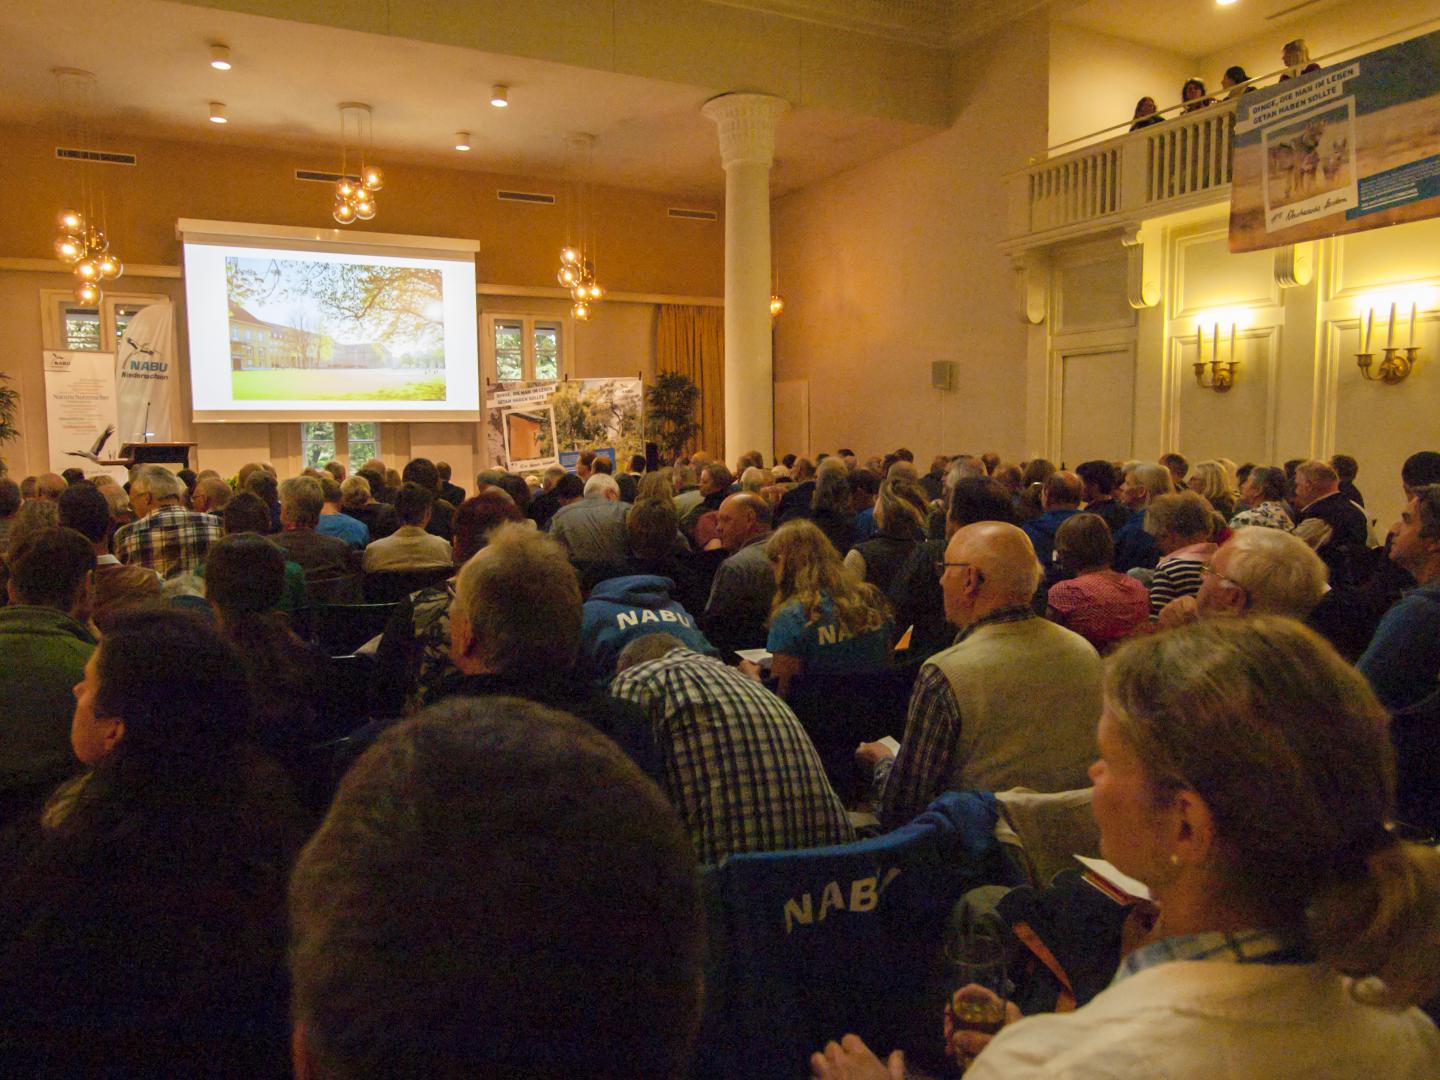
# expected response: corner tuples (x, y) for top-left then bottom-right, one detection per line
(558, 133), (604, 321)
(332, 103), (384, 224)
(51, 68), (124, 305)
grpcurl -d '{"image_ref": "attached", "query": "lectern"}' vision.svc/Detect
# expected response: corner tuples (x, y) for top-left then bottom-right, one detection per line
(104, 442), (198, 470)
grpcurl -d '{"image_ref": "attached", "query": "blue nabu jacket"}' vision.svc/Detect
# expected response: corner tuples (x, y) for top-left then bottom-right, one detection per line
(580, 574), (718, 682)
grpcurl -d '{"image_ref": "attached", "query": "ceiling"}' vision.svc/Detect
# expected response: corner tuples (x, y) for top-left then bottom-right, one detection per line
(1, 0), (939, 201)
(1055, 0), (1347, 58)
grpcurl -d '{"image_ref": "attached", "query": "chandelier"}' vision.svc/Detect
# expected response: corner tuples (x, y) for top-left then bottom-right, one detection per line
(52, 69), (123, 305)
(332, 103), (384, 224)
(557, 133), (603, 320)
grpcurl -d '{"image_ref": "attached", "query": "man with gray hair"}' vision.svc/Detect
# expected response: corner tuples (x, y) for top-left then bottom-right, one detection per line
(1294, 458), (1369, 587)
(1157, 526), (1328, 627)
(114, 464), (222, 577)
(271, 475), (358, 587)
(1113, 461), (1175, 573)
(875, 521), (1102, 828)
(526, 463), (570, 531)
(701, 492), (775, 658)
(188, 475), (232, 517)
(548, 472), (631, 564)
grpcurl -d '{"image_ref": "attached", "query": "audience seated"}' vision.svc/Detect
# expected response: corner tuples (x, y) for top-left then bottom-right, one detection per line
(362, 482), (454, 572)
(58, 482), (160, 629)
(580, 576), (717, 684)
(0, 609), (305, 1077)
(435, 459), (466, 507)
(701, 492), (776, 658)
(217, 493), (309, 615)
(271, 476), (359, 594)
(526, 463), (571, 530)
(315, 474), (369, 549)
(0, 528), (95, 807)
(288, 696), (703, 1080)
(808, 458), (855, 554)
(1186, 460), (1235, 520)
(1157, 526), (1327, 629)
(764, 519), (892, 698)
(1229, 464), (1294, 530)
(243, 468), (283, 532)
(845, 477), (929, 594)
(339, 473), (398, 541)
(1180, 76), (1214, 112)
(1358, 484), (1440, 713)
(877, 522), (1101, 829)
(818, 618), (1440, 1079)
(578, 496), (715, 615)
(0, 477), (19, 548)
(1075, 460), (1130, 533)
(776, 456), (817, 524)
(1294, 459), (1369, 586)
(33, 472), (67, 502)
(1144, 491), (1218, 619)
(1113, 462), (1175, 572)
(114, 463), (222, 578)
(611, 633), (853, 863)
(1046, 513), (1149, 652)
(402, 457), (455, 541)
(682, 462), (735, 537)
(548, 473), (631, 564)
(1021, 470), (1083, 572)
(188, 474), (232, 516)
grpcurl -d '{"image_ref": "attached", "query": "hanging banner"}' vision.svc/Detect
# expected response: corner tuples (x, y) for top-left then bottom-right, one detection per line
(484, 377), (644, 473)
(1230, 28), (1440, 252)
(115, 301), (178, 443)
(43, 350), (120, 475)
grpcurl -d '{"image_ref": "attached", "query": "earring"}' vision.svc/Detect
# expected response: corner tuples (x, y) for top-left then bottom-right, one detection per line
(1169, 853), (1180, 867)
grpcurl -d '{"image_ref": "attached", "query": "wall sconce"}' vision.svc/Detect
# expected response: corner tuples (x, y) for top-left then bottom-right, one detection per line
(1194, 321), (1238, 392)
(1356, 301), (1421, 384)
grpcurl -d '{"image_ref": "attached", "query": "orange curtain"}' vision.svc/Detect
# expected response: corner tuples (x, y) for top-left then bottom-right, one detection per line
(655, 304), (724, 461)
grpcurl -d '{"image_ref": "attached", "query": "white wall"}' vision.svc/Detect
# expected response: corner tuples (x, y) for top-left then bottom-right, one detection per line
(771, 15), (1050, 465)
(1048, 24), (1194, 150)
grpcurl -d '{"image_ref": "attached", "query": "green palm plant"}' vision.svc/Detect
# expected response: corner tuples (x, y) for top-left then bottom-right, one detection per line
(0, 372), (19, 477)
(646, 371), (701, 462)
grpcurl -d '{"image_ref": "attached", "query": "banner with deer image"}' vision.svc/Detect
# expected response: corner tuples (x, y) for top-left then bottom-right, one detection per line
(1230, 28), (1440, 252)
(115, 301), (178, 444)
(42, 349), (119, 476)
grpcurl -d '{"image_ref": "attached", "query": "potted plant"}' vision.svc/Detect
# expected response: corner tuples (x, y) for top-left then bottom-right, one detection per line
(646, 371), (701, 463)
(0, 372), (18, 477)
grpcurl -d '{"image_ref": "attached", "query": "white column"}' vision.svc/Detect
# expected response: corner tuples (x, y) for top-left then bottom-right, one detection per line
(702, 93), (788, 465)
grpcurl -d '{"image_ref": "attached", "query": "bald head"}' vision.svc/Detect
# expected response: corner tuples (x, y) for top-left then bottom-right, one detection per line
(35, 473), (67, 501)
(717, 491), (771, 551)
(942, 521), (1042, 626)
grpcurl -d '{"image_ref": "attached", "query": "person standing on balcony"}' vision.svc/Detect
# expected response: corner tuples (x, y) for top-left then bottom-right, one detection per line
(1180, 78), (1214, 113)
(1221, 66), (1256, 100)
(1280, 39), (1321, 81)
(1130, 97), (1164, 131)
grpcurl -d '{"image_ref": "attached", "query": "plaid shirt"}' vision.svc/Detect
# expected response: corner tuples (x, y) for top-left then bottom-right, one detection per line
(609, 647), (854, 865)
(114, 506), (222, 578)
(879, 605), (1036, 829)
(1114, 929), (1310, 986)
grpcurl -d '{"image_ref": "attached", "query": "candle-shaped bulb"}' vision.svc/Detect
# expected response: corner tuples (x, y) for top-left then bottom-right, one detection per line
(1387, 301), (1397, 348)
(1409, 302), (1418, 348)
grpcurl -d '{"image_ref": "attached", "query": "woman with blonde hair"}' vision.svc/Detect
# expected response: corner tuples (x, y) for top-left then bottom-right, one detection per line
(813, 617), (1440, 1079)
(764, 519), (891, 697)
(1186, 459), (1236, 520)
(844, 478), (929, 593)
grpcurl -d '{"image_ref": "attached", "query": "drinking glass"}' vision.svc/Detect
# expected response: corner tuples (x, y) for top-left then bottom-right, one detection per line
(943, 922), (1008, 1072)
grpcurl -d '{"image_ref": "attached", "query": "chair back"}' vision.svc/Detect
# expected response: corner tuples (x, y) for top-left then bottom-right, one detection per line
(363, 567), (454, 604)
(993, 787), (1099, 888)
(696, 791), (1014, 1079)
(1393, 686), (1440, 839)
(305, 573), (363, 605)
(310, 602), (397, 656)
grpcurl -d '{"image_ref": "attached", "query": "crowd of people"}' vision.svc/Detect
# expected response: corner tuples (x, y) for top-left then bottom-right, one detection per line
(1129, 38), (1323, 131)
(0, 436), (1437, 1077)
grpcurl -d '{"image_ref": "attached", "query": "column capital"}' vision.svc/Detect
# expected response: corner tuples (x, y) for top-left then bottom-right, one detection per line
(702, 93), (789, 169)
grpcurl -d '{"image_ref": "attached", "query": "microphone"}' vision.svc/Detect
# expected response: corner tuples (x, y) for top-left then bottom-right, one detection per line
(142, 401), (152, 444)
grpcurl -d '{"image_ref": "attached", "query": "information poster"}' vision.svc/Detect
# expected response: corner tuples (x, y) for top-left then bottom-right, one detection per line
(485, 378), (643, 473)
(1230, 28), (1440, 252)
(43, 350), (119, 474)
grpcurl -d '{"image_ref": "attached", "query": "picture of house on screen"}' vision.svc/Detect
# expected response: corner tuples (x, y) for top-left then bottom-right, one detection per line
(225, 255), (447, 401)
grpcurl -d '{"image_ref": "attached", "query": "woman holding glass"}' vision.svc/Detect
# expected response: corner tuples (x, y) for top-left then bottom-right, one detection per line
(812, 617), (1440, 1078)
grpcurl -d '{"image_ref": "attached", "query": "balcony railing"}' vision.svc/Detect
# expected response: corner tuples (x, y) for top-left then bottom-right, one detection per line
(1008, 101), (1237, 248)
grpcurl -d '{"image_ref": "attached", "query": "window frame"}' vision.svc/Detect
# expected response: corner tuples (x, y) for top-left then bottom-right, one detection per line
(40, 289), (171, 352)
(299, 420), (382, 470)
(482, 311), (572, 383)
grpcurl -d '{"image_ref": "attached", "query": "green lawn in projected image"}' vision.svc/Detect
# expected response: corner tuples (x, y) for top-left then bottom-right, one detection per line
(232, 369), (446, 401)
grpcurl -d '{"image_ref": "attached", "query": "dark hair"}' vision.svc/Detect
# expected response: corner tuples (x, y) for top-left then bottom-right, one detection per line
(1054, 512), (1114, 573)
(223, 492), (273, 535)
(1403, 452), (1440, 491)
(289, 698), (703, 1080)
(61, 467), (87, 487)
(453, 491), (523, 563)
(1330, 454), (1359, 483)
(244, 471), (279, 505)
(554, 473), (585, 500)
(1182, 77), (1207, 98)
(206, 533), (285, 614)
(950, 478), (1018, 527)
(58, 482), (112, 544)
(1236, 463), (1255, 487)
(492, 472), (532, 512)
(10, 527), (95, 609)
(394, 482), (435, 526)
(1248, 465), (1288, 502)
(402, 458), (440, 493)
(1224, 65), (1249, 84)
(782, 454), (797, 468)
(1021, 458), (1055, 488)
(1160, 452), (1190, 480)
(627, 497), (680, 561)
(0, 476), (20, 517)
(1043, 472), (1083, 507)
(578, 450), (597, 469)
(894, 447), (914, 463)
(701, 463), (733, 490)
(177, 468), (197, 493)
(1076, 459), (1118, 496)
(629, 454), (647, 473)
(592, 456), (613, 475)
(93, 609), (254, 761)
(358, 467), (387, 495)
(1133, 95), (1157, 118)
(849, 468), (881, 497)
(435, 461), (453, 482)
(837, 448), (855, 458)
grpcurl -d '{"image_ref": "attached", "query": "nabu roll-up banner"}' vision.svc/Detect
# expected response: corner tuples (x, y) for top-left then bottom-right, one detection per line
(484, 378), (644, 474)
(43, 350), (119, 476)
(1230, 28), (1440, 252)
(115, 301), (178, 443)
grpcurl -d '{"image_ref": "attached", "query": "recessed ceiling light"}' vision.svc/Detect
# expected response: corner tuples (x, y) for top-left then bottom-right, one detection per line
(1216, 0), (1238, 6)
(209, 44), (232, 70)
(490, 84), (509, 108)
(209, 101), (228, 124)
(455, 131), (471, 151)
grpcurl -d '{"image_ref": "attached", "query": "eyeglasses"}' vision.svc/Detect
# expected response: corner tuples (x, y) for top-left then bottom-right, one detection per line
(1201, 563), (1246, 594)
(935, 560), (984, 584)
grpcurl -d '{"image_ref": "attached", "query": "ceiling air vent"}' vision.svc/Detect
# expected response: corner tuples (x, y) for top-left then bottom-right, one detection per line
(56, 147), (136, 166)
(295, 169), (359, 183)
(668, 207), (718, 221)
(497, 190), (556, 205)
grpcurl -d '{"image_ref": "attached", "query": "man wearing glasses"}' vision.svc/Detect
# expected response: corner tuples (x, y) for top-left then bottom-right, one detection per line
(873, 521), (1102, 830)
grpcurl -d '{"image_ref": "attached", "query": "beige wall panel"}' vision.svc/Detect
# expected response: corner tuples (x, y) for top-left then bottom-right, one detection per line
(799, 26), (951, 127)
(1331, 217), (1440, 299)
(1174, 330), (1275, 465)
(1175, 230), (1277, 318)
(613, 0), (800, 99)
(1049, 24), (1193, 150)
(1059, 347), (1135, 466)
(1056, 254), (1131, 334)
(773, 379), (810, 461)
